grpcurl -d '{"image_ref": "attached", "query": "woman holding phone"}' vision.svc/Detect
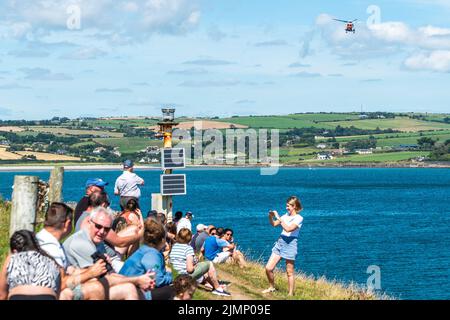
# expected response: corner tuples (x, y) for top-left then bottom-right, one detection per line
(263, 196), (304, 296)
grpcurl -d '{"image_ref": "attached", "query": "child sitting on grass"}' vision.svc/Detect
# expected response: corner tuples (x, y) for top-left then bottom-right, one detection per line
(173, 275), (197, 300)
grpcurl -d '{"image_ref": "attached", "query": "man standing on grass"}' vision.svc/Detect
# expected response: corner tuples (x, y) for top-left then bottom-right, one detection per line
(114, 160), (145, 210)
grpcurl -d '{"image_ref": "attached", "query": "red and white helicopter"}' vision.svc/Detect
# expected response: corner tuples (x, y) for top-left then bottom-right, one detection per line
(333, 19), (358, 33)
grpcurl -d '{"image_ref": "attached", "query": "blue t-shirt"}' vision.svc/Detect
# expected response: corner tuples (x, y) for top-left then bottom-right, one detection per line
(203, 236), (229, 261)
(120, 245), (172, 288)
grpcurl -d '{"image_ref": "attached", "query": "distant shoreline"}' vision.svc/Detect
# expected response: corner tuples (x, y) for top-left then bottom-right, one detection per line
(0, 162), (449, 172)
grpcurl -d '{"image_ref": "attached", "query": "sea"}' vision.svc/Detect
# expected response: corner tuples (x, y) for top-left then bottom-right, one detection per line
(0, 167), (449, 300)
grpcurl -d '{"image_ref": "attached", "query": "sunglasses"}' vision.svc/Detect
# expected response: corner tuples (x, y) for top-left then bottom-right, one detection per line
(91, 221), (111, 233)
(210, 232), (217, 235)
(225, 233), (233, 236)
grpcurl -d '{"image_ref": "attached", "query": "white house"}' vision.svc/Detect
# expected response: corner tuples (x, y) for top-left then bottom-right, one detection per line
(316, 143), (327, 149)
(93, 147), (107, 154)
(317, 153), (333, 160)
(355, 149), (373, 155)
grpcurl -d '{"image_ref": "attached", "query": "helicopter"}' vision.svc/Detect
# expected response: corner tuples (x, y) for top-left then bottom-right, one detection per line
(333, 19), (358, 33)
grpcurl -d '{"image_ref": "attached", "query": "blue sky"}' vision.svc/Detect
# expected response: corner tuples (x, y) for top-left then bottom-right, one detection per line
(0, 0), (450, 120)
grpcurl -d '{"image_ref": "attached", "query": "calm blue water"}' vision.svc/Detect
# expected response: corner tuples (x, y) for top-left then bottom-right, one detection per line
(0, 168), (449, 299)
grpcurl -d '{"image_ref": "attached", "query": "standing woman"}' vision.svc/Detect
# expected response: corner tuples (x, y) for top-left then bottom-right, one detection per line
(263, 196), (304, 296)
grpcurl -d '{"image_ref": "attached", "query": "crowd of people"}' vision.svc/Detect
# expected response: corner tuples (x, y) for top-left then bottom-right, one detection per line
(0, 160), (261, 301)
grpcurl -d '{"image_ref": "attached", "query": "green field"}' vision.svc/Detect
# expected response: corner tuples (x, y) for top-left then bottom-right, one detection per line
(70, 141), (98, 148)
(94, 137), (161, 153)
(28, 126), (124, 138)
(376, 133), (450, 148)
(317, 130), (450, 148)
(326, 117), (450, 132)
(217, 116), (332, 129)
(306, 151), (429, 163)
(217, 115), (450, 131)
(14, 130), (41, 137)
(423, 114), (450, 123)
(86, 118), (159, 128)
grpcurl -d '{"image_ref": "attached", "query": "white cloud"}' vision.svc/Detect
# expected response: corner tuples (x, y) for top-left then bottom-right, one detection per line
(20, 68), (73, 81)
(0, 0), (201, 42)
(404, 50), (450, 72)
(96, 88), (133, 93)
(315, 13), (450, 72)
(368, 22), (412, 43)
(61, 47), (107, 60)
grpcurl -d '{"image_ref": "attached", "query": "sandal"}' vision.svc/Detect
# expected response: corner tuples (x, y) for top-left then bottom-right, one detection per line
(262, 287), (276, 294)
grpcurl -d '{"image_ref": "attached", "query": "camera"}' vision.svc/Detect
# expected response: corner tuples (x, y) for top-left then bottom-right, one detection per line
(91, 251), (114, 276)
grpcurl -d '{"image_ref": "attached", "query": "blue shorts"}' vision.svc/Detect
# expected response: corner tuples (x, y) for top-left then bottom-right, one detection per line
(271, 235), (298, 261)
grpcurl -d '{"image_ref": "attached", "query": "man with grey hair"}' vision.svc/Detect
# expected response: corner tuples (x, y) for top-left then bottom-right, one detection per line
(76, 192), (143, 266)
(37, 202), (107, 300)
(63, 207), (155, 300)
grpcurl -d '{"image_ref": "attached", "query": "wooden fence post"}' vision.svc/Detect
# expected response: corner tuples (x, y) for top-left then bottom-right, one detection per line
(48, 166), (64, 203)
(10, 176), (39, 236)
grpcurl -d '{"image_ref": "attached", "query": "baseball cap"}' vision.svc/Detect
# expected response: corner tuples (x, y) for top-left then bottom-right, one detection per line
(186, 211), (194, 218)
(123, 159), (134, 168)
(196, 224), (207, 232)
(85, 178), (108, 188)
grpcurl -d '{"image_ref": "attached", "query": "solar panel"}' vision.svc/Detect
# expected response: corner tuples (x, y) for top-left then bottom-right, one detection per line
(161, 174), (186, 196)
(161, 148), (185, 169)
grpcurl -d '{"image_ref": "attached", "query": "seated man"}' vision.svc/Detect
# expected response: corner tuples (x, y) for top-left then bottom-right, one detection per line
(221, 228), (246, 268)
(63, 207), (154, 300)
(191, 224), (208, 253)
(36, 202), (107, 300)
(201, 228), (235, 264)
(77, 191), (143, 271)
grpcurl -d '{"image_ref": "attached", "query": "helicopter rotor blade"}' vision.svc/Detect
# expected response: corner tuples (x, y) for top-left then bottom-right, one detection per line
(333, 19), (350, 23)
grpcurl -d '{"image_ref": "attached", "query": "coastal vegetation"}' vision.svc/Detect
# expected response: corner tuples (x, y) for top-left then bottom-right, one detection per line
(1, 112), (450, 166)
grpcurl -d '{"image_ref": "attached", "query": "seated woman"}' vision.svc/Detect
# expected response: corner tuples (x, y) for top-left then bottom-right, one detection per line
(113, 198), (143, 259)
(120, 219), (174, 300)
(169, 228), (231, 297)
(0, 230), (62, 300)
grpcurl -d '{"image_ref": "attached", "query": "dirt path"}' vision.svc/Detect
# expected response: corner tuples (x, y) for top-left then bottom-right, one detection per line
(215, 268), (267, 300)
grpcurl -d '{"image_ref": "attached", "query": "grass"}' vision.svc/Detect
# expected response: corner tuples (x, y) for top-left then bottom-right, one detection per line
(0, 201), (387, 300)
(304, 151), (429, 163)
(317, 130), (450, 143)
(0, 200), (11, 265)
(217, 116), (336, 129)
(216, 115), (450, 131)
(326, 117), (450, 132)
(94, 137), (161, 153)
(211, 261), (384, 300)
(86, 118), (159, 128)
(28, 126), (124, 138)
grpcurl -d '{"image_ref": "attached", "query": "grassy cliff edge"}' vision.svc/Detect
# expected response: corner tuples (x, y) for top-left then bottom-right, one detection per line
(0, 202), (386, 300)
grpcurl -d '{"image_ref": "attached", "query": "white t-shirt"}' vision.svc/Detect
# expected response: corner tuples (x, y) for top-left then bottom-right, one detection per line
(36, 228), (68, 270)
(280, 214), (303, 238)
(176, 218), (192, 234)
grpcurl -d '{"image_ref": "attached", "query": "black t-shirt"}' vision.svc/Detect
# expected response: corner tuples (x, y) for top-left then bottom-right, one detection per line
(74, 196), (89, 225)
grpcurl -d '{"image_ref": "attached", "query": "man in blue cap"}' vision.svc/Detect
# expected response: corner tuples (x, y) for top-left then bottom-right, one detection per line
(114, 159), (145, 210)
(74, 178), (109, 224)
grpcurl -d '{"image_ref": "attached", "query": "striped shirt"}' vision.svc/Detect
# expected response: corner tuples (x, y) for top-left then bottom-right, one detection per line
(169, 243), (197, 274)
